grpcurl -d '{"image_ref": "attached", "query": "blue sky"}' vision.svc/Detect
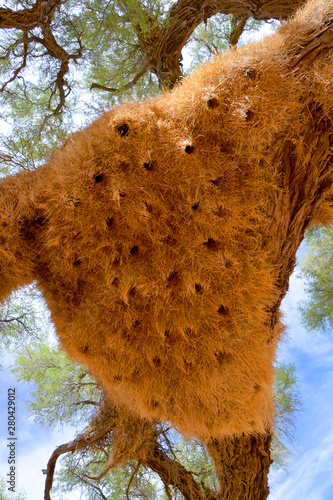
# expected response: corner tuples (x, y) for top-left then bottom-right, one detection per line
(0, 355), (76, 499)
(1, 250), (333, 499)
(269, 268), (333, 500)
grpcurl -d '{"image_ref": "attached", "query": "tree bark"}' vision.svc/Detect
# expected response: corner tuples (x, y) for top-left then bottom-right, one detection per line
(204, 0), (306, 20)
(0, 0), (62, 29)
(0, 0), (306, 31)
(132, 0), (306, 88)
(207, 433), (272, 500)
(145, 443), (207, 500)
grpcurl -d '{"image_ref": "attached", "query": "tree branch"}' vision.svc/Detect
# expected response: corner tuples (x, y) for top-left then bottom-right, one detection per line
(90, 64), (149, 92)
(144, 443), (209, 500)
(0, 312), (33, 334)
(65, 467), (109, 500)
(75, 400), (99, 406)
(1, 0), (307, 107)
(0, 0), (64, 30)
(288, 20), (333, 68)
(0, 2), (83, 123)
(0, 31), (28, 92)
(207, 433), (272, 500)
(126, 461), (141, 500)
(202, 0), (306, 21)
(229, 15), (249, 47)
(130, 0), (306, 88)
(44, 401), (116, 500)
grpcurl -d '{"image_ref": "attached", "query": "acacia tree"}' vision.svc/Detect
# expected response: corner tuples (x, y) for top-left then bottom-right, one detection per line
(0, 0), (303, 110)
(0, 0), (301, 158)
(0, 1), (331, 499)
(298, 225), (333, 332)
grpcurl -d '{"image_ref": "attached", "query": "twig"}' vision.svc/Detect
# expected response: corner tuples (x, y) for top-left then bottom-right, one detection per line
(126, 461), (141, 500)
(66, 467), (109, 500)
(0, 30), (28, 92)
(90, 64), (149, 92)
(75, 400), (99, 406)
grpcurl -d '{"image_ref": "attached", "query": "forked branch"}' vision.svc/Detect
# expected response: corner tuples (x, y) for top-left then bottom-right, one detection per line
(44, 401), (116, 500)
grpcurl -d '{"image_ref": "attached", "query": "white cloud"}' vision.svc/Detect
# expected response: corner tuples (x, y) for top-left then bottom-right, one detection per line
(270, 262), (333, 499)
(0, 423), (78, 499)
(0, 365), (79, 499)
(269, 430), (333, 500)
(279, 271), (333, 365)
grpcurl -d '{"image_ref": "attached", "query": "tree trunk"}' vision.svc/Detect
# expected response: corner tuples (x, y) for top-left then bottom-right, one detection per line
(207, 433), (272, 500)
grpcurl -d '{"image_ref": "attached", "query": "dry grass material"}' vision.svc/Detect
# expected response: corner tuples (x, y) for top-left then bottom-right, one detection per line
(1, 0), (333, 443)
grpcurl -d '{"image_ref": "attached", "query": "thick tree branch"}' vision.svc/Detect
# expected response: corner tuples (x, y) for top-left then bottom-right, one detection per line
(203, 0), (306, 20)
(0, 0), (63, 30)
(147, 0), (305, 61)
(0, 0), (305, 33)
(37, 23), (81, 62)
(229, 15), (249, 46)
(122, 0), (307, 88)
(44, 396), (215, 500)
(1, 0), (307, 106)
(263, 10), (333, 329)
(288, 21), (333, 67)
(144, 443), (209, 500)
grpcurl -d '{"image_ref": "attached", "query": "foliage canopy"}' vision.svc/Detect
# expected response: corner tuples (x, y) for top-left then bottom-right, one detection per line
(299, 226), (333, 333)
